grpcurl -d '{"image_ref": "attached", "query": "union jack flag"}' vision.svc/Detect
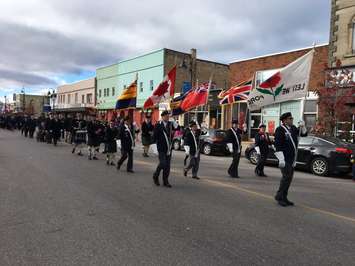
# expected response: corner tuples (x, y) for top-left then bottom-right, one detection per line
(219, 79), (252, 105)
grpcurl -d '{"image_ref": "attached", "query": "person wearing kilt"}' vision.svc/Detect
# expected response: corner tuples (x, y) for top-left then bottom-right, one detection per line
(104, 121), (118, 166)
(72, 119), (86, 156)
(141, 115), (154, 157)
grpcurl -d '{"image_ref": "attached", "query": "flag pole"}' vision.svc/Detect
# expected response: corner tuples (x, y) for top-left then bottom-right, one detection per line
(203, 69), (214, 129)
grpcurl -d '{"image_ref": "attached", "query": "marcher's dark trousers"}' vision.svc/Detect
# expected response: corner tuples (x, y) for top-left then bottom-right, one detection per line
(29, 130), (35, 138)
(228, 152), (241, 177)
(276, 163), (294, 200)
(185, 153), (200, 177)
(52, 136), (58, 146)
(24, 129), (29, 137)
(255, 152), (267, 175)
(117, 149), (133, 171)
(154, 152), (172, 184)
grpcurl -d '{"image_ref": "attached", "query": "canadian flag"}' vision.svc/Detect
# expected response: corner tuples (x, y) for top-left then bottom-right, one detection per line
(143, 66), (176, 109)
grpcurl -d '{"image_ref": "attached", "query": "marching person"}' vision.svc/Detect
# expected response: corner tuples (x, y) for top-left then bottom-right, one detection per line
(152, 111), (179, 187)
(49, 114), (62, 146)
(141, 114), (154, 157)
(274, 112), (307, 207)
(183, 121), (202, 180)
(72, 118), (86, 156)
(116, 116), (135, 173)
(225, 119), (247, 178)
(86, 116), (99, 160)
(254, 124), (271, 177)
(105, 121), (118, 166)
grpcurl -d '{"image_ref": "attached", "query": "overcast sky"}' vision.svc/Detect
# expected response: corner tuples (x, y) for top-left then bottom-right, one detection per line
(0, 0), (330, 101)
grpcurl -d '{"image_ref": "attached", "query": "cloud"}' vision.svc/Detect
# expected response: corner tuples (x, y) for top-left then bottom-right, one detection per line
(0, 0), (330, 88)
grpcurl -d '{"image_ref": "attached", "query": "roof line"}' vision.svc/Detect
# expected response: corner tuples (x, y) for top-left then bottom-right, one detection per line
(57, 77), (95, 88)
(229, 43), (329, 64)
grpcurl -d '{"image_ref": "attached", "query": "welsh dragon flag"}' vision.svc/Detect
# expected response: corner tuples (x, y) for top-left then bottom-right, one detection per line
(247, 49), (314, 111)
(143, 66), (176, 109)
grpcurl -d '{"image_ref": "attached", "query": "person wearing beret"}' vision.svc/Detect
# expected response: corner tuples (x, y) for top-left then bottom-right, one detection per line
(274, 112), (307, 207)
(254, 124), (271, 177)
(152, 110), (179, 187)
(116, 116), (136, 173)
(183, 121), (203, 180)
(225, 119), (247, 178)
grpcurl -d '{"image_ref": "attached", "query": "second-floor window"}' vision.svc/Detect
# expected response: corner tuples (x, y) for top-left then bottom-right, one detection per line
(63, 94), (66, 103)
(140, 82), (143, 92)
(112, 87), (115, 96)
(82, 95), (85, 104)
(87, 93), (92, 104)
(150, 80), (154, 91)
(352, 22), (355, 54)
(99, 89), (102, 98)
(75, 93), (78, 104)
(67, 94), (71, 104)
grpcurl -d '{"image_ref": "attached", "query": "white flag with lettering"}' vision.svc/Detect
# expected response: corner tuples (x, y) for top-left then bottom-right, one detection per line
(247, 49), (314, 111)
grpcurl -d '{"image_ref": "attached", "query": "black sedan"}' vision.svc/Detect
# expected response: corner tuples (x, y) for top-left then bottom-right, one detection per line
(245, 135), (353, 176)
(172, 129), (230, 156)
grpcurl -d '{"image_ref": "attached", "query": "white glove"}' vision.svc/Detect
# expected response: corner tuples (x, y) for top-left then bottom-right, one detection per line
(274, 151), (285, 168)
(298, 121), (305, 127)
(255, 146), (260, 155)
(184, 145), (190, 155)
(227, 143), (233, 153)
(242, 123), (247, 132)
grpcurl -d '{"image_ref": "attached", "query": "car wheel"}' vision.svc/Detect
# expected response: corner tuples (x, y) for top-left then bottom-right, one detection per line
(203, 144), (212, 155)
(249, 149), (259, 165)
(173, 140), (181, 151)
(310, 157), (329, 176)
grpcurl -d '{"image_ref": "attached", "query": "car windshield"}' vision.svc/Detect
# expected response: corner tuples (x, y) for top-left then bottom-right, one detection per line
(207, 130), (226, 139)
(320, 136), (351, 146)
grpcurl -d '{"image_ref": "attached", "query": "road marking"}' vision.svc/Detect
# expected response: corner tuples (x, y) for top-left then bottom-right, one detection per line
(135, 159), (355, 224)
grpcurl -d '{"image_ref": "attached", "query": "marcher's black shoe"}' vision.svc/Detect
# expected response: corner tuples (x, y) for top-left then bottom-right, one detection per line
(116, 164), (121, 170)
(110, 162), (115, 166)
(127, 170), (134, 173)
(72, 148), (75, 154)
(192, 176), (200, 180)
(92, 156), (98, 160)
(106, 159), (109, 165)
(260, 173), (268, 177)
(153, 175), (160, 186)
(143, 153), (149, 157)
(88, 156), (92, 160)
(277, 200), (288, 207)
(77, 152), (83, 156)
(183, 169), (187, 177)
(284, 199), (294, 206)
(163, 183), (172, 188)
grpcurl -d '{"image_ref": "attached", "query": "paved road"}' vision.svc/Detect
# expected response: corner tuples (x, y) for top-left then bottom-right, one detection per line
(1, 130), (355, 266)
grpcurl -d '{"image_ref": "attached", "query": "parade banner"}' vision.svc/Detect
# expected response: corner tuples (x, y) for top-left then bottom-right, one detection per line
(143, 66), (176, 109)
(247, 49), (314, 111)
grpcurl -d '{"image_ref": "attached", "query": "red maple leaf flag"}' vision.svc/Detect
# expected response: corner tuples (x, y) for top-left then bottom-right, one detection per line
(143, 66), (176, 109)
(180, 82), (209, 111)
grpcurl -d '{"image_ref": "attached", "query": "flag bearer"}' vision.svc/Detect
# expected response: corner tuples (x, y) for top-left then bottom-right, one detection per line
(274, 112), (307, 207)
(116, 116), (135, 173)
(183, 121), (202, 180)
(254, 124), (271, 177)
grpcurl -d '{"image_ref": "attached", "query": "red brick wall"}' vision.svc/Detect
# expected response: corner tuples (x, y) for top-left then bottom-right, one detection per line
(229, 45), (329, 90)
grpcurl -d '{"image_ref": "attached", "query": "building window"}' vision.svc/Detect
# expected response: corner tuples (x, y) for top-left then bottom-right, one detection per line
(352, 22), (355, 54)
(67, 94), (71, 104)
(87, 94), (92, 104)
(99, 89), (102, 98)
(304, 100), (317, 133)
(82, 95), (85, 104)
(140, 82), (143, 92)
(75, 93), (78, 104)
(112, 87), (115, 96)
(63, 95), (65, 103)
(150, 80), (154, 91)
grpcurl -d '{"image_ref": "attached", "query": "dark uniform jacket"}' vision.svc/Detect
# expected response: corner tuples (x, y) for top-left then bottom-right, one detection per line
(274, 124), (307, 164)
(255, 132), (271, 155)
(49, 119), (62, 137)
(105, 126), (118, 153)
(225, 128), (244, 155)
(141, 121), (154, 145)
(184, 128), (205, 156)
(119, 124), (134, 151)
(153, 121), (176, 154)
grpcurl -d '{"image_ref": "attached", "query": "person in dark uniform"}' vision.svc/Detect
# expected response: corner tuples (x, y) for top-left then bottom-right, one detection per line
(225, 119), (247, 178)
(254, 124), (271, 177)
(141, 115), (154, 157)
(28, 116), (37, 139)
(105, 121), (118, 166)
(274, 112), (307, 207)
(152, 111), (179, 187)
(116, 116), (135, 173)
(72, 118), (86, 156)
(183, 121), (202, 180)
(86, 117), (99, 160)
(49, 115), (62, 146)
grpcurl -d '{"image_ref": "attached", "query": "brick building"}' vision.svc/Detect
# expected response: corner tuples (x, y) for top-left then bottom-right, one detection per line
(327, 0), (355, 140)
(227, 44), (328, 138)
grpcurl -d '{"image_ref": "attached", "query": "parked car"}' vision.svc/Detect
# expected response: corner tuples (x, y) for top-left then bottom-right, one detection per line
(245, 135), (353, 176)
(172, 129), (231, 156)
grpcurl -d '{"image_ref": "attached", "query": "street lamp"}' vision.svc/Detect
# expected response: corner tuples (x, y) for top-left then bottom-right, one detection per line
(47, 89), (57, 112)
